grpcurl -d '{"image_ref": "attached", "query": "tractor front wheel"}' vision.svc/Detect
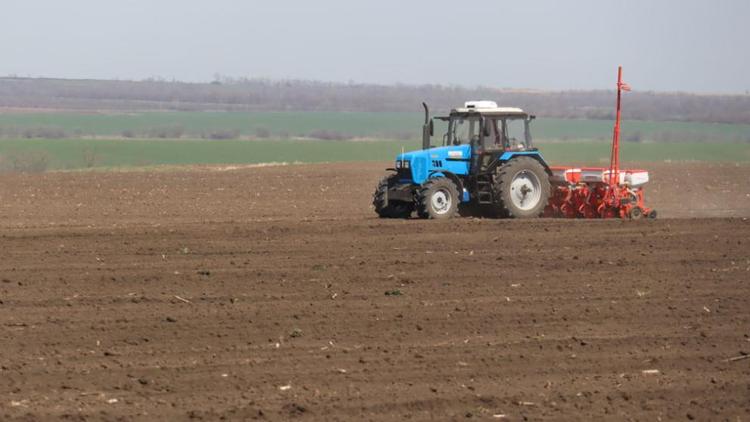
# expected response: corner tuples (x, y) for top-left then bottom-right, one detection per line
(373, 176), (414, 218)
(416, 178), (459, 219)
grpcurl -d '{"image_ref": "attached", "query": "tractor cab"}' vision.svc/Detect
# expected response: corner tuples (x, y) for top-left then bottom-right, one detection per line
(436, 101), (536, 154)
(434, 101), (537, 175)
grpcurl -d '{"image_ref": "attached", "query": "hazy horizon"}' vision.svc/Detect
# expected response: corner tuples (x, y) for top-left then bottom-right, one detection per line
(2, 0), (748, 94)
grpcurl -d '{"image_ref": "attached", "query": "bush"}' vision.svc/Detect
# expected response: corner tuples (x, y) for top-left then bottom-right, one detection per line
(0, 150), (50, 173)
(146, 125), (184, 139)
(121, 129), (136, 138)
(21, 126), (67, 139)
(388, 131), (415, 141)
(205, 129), (240, 140)
(255, 127), (270, 138)
(307, 129), (349, 140)
(624, 131), (643, 143)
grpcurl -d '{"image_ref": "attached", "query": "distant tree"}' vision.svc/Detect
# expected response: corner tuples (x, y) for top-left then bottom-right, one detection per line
(255, 127), (271, 138)
(206, 129), (240, 140)
(624, 131), (643, 143)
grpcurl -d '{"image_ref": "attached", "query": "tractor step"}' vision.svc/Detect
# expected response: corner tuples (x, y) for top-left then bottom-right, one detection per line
(476, 178), (493, 204)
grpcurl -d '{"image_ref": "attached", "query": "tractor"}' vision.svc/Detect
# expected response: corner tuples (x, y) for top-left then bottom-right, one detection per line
(373, 101), (551, 219)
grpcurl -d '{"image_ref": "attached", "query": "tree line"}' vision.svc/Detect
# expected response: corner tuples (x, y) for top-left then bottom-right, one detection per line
(1, 76), (749, 124)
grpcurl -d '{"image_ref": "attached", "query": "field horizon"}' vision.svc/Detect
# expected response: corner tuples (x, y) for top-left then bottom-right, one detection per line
(1, 137), (748, 172)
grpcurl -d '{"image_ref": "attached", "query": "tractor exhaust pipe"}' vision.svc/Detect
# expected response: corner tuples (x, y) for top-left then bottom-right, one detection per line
(422, 102), (433, 150)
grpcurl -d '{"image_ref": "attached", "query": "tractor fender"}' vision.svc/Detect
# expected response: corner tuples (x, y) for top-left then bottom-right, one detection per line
(428, 171), (464, 194)
(499, 151), (552, 176)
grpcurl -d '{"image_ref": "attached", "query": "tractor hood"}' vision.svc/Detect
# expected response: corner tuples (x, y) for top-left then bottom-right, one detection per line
(396, 145), (472, 184)
(396, 145), (471, 163)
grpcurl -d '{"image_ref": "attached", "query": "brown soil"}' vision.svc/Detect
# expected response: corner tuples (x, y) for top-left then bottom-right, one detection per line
(1, 162), (749, 421)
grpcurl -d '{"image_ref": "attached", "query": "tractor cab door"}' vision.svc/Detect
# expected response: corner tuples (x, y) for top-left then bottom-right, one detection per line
(470, 116), (512, 173)
(481, 118), (507, 151)
(470, 116), (499, 174)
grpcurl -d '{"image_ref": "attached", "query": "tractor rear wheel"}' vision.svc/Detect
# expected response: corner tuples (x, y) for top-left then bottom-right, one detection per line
(373, 176), (414, 218)
(492, 157), (550, 218)
(416, 178), (459, 219)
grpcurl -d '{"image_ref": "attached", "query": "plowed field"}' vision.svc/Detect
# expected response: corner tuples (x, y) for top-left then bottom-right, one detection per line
(1, 162), (749, 421)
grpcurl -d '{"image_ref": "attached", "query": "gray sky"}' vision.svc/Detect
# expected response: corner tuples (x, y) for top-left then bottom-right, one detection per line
(2, 0), (748, 93)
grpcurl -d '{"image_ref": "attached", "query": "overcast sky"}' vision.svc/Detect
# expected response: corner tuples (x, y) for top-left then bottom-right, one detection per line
(2, 0), (748, 93)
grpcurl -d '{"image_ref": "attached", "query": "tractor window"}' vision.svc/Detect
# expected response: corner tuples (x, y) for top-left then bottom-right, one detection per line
(506, 118), (527, 150)
(447, 116), (480, 146)
(486, 118), (504, 149)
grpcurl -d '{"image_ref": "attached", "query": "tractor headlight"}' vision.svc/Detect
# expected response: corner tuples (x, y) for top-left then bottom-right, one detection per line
(396, 160), (410, 169)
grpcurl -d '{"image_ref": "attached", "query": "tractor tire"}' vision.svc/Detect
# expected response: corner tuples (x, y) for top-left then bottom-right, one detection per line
(416, 177), (459, 219)
(492, 157), (550, 218)
(372, 176), (414, 218)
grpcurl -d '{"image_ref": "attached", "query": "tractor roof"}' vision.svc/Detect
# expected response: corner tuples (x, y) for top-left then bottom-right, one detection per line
(450, 101), (527, 117)
(451, 107), (527, 117)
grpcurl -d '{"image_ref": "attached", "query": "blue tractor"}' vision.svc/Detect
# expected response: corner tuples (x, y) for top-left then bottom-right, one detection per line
(373, 101), (551, 219)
